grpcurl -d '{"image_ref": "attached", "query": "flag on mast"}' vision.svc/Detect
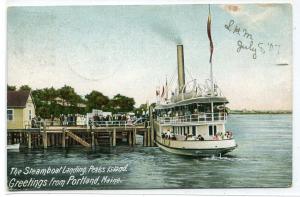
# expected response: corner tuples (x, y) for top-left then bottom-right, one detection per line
(165, 76), (168, 100)
(207, 5), (214, 64)
(161, 86), (165, 98)
(156, 86), (160, 103)
(156, 89), (160, 96)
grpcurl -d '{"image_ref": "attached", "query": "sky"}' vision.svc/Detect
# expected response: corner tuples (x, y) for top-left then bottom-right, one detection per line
(7, 4), (292, 110)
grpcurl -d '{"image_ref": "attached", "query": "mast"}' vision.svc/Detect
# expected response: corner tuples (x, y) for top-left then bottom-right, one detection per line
(207, 5), (214, 97)
(165, 75), (168, 101)
(207, 5), (215, 128)
(210, 59), (214, 97)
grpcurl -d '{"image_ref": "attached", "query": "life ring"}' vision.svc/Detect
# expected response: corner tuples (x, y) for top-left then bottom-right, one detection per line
(216, 105), (225, 110)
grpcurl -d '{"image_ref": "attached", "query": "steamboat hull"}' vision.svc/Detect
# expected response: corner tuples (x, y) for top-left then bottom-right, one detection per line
(155, 138), (237, 157)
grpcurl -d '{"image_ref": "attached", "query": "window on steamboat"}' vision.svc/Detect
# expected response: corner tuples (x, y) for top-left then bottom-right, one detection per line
(209, 125), (217, 136)
(192, 126), (196, 136)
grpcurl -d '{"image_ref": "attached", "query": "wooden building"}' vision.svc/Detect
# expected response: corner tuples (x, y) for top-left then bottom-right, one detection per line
(7, 91), (36, 129)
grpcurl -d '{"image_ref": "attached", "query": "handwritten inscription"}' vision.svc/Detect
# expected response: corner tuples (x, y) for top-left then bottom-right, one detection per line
(225, 19), (280, 59)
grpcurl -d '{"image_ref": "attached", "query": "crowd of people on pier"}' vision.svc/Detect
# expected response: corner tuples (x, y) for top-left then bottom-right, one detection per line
(29, 112), (145, 128)
(30, 116), (43, 128)
(59, 114), (86, 126)
(89, 114), (141, 127)
(30, 114), (86, 128)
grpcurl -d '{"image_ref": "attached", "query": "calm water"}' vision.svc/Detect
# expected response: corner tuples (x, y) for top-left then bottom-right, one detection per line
(7, 114), (292, 190)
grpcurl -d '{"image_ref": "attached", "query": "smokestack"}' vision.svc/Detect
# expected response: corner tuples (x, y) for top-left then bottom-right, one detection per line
(177, 45), (185, 93)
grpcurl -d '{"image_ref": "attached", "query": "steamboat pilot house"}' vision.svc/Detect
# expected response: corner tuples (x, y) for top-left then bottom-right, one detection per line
(154, 45), (237, 156)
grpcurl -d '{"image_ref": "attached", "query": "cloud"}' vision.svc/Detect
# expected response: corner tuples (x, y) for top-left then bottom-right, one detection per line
(150, 21), (182, 44)
(221, 4), (280, 29)
(223, 5), (241, 13)
(249, 7), (277, 23)
(258, 4), (276, 8)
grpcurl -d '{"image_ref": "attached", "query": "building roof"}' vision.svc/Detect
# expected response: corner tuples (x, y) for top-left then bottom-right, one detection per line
(7, 91), (31, 108)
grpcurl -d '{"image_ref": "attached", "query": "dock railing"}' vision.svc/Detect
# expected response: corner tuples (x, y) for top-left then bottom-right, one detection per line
(23, 119), (147, 130)
(91, 120), (129, 127)
(156, 113), (227, 124)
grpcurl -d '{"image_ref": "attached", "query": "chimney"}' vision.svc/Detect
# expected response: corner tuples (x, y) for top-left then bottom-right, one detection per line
(177, 45), (185, 93)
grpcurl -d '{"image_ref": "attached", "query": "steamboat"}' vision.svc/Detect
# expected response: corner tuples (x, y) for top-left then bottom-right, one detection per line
(153, 9), (237, 157)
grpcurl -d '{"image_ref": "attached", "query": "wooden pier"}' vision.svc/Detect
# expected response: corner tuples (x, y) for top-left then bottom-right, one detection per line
(7, 121), (155, 149)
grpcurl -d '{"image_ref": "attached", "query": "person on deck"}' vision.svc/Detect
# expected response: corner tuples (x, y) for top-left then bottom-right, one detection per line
(213, 134), (219, 140)
(197, 135), (205, 141)
(59, 114), (64, 126)
(50, 115), (54, 126)
(166, 130), (171, 139)
(31, 117), (37, 128)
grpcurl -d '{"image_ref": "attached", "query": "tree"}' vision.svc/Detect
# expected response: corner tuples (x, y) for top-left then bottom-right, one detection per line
(7, 85), (16, 91)
(139, 103), (148, 111)
(85, 91), (109, 112)
(150, 102), (156, 108)
(109, 94), (135, 113)
(42, 87), (58, 102)
(19, 85), (31, 92)
(134, 103), (156, 117)
(17, 84), (137, 118)
(58, 85), (81, 106)
(134, 103), (148, 116)
(31, 89), (51, 118)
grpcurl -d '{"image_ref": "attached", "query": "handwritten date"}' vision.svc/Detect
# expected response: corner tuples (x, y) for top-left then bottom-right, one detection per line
(225, 19), (280, 59)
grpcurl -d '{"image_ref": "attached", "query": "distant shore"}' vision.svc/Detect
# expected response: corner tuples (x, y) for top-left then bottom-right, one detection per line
(229, 110), (292, 114)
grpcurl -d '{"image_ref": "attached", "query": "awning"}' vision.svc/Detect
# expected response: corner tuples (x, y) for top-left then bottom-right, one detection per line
(155, 96), (229, 110)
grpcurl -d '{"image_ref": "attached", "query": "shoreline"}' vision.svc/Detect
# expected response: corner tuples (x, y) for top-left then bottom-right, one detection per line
(229, 111), (292, 115)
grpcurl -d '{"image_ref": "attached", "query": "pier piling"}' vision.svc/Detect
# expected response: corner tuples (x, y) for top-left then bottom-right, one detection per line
(128, 130), (132, 146)
(133, 128), (136, 145)
(28, 133), (31, 149)
(143, 130), (147, 146)
(149, 106), (154, 147)
(51, 134), (55, 147)
(62, 129), (66, 148)
(112, 128), (116, 147)
(43, 123), (47, 149)
(91, 132), (95, 148)
(147, 126), (151, 146)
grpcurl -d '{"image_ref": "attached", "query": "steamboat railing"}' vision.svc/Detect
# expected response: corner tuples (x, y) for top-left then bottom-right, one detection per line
(156, 113), (227, 124)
